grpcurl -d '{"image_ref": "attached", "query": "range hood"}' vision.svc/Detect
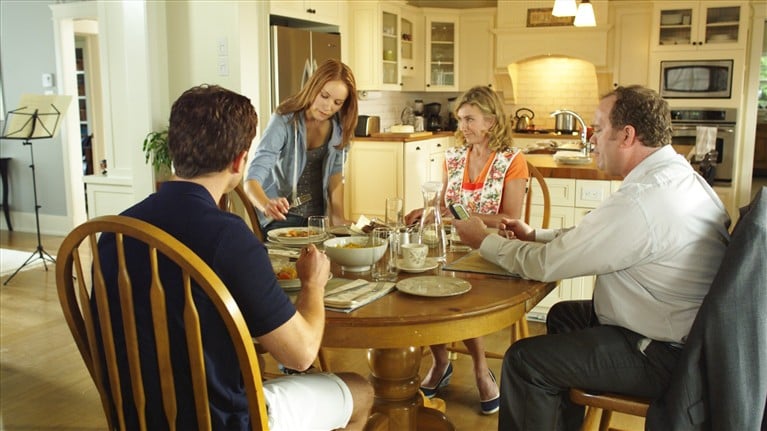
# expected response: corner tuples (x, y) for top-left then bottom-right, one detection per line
(494, 26), (611, 68)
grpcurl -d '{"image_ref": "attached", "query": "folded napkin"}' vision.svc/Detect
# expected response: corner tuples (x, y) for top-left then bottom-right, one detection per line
(324, 279), (396, 313)
(267, 248), (300, 258)
(443, 250), (520, 278)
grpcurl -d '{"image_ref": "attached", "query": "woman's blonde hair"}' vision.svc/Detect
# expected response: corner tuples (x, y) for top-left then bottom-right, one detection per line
(453, 85), (513, 152)
(276, 58), (358, 149)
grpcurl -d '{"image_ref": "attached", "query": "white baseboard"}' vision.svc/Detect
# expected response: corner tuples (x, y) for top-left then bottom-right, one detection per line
(0, 211), (74, 236)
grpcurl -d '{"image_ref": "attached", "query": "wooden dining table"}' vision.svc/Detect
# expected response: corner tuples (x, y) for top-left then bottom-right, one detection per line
(321, 251), (557, 431)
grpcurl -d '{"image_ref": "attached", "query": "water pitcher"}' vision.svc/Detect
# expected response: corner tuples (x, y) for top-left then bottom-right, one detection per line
(418, 181), (447, 262)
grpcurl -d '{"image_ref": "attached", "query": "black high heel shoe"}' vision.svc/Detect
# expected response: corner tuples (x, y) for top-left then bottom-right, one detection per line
(480, 370), (500, 415)
(419, 362), (453, 399)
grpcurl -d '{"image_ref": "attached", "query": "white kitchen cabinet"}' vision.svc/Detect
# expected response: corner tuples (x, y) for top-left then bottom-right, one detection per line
(347, 140), (404, 220)
(651, 1), (747, 51)
(399, 7), (424, 85)
(528, 177), (620, 319)
(347, 136), (451, 221)
(458, 9), (496, 91)
(349, 1), (418, 91)
(424, 11), (459, 92)
(611, 2), (652, 88)
(270, 0), (341, 26)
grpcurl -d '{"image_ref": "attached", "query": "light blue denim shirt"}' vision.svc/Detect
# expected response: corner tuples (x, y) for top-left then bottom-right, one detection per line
(246, 112), (347, 227)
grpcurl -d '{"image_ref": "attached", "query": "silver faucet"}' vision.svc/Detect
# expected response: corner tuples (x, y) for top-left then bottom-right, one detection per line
(551, 110), (590, 156)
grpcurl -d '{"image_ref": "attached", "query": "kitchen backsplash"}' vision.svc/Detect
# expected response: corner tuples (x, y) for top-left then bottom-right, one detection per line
(357, 57), (599, 133)
(510, 57), (600, 131)
(357, 91), (461, 132)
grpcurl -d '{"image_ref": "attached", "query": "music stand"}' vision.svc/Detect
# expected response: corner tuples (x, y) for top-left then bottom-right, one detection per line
(2, 94), (71, 285)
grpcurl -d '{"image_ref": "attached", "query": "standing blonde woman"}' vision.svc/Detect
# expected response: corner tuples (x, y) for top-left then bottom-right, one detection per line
(246, 59), (357, 232)
(406, 85), (529, 414)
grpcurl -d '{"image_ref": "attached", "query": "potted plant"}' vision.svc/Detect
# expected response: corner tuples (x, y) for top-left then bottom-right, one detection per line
(142, 128), (172, 185)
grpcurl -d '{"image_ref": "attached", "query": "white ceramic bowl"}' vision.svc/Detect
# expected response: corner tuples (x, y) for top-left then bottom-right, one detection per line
(323, 236), (386, 272)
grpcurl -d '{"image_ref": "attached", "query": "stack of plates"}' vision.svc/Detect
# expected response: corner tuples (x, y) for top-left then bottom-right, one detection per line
(267, 227), (331, 247)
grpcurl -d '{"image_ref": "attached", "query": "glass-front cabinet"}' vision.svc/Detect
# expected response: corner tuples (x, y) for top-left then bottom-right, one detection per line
(425, 14), (458, 91)
(653, 1), (746, 50)
(381, 10), (400, 88)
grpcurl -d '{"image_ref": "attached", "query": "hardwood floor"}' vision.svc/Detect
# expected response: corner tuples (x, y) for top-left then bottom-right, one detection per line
(0, 230), (643, 430)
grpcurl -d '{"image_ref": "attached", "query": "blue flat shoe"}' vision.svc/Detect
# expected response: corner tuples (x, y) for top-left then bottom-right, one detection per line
(480, 370), (500, 415)
(420, 362), (453, 399)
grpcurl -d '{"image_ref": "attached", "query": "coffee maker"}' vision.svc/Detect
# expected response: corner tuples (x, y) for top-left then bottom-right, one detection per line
(446, 97), (458, 131)
(424, 102), (442, 132)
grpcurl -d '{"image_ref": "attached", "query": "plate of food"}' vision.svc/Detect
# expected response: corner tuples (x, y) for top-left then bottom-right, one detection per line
(271, 258), (331, 291)
(396, 276), (471, 297)
(267, 227), (326, 245)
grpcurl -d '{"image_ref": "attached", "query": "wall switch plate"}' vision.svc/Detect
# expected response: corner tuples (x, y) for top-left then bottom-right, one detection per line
(217, 57), (229, 76)
(42, 73), (55, 88)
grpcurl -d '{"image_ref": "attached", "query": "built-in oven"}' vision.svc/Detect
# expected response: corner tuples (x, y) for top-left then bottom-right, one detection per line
(670, 108), (736, 183)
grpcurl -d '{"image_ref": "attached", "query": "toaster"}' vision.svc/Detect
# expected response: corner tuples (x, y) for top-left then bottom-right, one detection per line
(354, 115), (380, 137)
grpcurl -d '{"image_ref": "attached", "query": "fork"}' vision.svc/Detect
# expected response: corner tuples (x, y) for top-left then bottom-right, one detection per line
(350, 282), (386, 301)
(291, 194), (311, 208)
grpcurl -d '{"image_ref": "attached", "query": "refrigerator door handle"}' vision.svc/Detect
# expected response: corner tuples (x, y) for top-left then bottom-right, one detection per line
(301, 58), (313, 88)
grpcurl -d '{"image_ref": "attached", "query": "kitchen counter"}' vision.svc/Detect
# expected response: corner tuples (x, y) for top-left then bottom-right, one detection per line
(525, 154), (622, 181)
(352, 131), (455, 142)
(512, 132), (580, 140)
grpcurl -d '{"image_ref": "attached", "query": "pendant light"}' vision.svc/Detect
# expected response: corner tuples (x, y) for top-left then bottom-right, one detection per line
(552, 0), (577, 17)
(574, 0), (597, 27)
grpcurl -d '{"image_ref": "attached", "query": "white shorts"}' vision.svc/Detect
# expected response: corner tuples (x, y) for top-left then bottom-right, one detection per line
(262, 372), (353, 431)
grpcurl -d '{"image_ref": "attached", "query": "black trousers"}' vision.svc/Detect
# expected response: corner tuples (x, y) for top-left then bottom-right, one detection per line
(498, 300), (681, 431)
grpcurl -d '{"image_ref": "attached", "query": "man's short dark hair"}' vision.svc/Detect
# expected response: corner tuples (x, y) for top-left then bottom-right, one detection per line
(607, 85), (672, 148)
(168, 84), (258, 178)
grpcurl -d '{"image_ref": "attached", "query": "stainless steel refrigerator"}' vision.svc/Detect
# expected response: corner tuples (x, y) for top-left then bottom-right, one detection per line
(270, 26), (341, 109)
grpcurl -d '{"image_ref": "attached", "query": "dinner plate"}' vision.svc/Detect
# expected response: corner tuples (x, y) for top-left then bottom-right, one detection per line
(396, 276), (471, 298)
(397, 257), (440, 273)
(268, 233), (333, 247)
(553, 154), (592, 165)
(267, 227), (326, 244)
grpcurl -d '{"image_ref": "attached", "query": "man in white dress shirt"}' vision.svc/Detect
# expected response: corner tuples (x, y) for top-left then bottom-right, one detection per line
(453, 85), (731, 431)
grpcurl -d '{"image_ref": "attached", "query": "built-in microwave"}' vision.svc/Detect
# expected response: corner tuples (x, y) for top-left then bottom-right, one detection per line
(659, 60), (733, 99)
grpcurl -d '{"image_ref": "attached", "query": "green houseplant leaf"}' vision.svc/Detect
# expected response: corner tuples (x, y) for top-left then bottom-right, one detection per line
(142, 128), (172, 176)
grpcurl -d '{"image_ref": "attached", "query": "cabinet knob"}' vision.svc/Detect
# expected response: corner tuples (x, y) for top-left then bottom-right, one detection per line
(426, 84), (431, 87)
(306, 8), (316, 14)
(436, 143), (442, 147)
(488, 84), (492, 88)
(416, 146), (422, 151)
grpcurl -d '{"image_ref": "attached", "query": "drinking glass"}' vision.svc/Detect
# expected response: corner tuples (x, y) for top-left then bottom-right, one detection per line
(307, 215), (329, 237)
(371, 227), (398, 282)
(385, 197), (404, 228)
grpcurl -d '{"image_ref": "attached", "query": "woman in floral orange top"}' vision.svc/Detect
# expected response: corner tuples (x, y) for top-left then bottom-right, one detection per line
(406, 85), (528, 415)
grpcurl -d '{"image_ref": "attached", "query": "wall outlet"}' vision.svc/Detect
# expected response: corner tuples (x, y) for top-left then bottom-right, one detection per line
(581, 188), (603, 201)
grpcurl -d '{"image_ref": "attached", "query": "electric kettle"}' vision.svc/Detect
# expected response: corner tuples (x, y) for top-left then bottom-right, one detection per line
(513, 108), (535, 132)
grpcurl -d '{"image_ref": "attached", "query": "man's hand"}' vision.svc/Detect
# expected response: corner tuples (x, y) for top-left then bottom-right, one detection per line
(498, 218), (536, 242)
(295, 244), (330, 292)
(452, 217), (490, 249)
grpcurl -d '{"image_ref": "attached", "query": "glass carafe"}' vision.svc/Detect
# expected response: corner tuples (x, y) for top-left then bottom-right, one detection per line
(418, 181), (447, 262)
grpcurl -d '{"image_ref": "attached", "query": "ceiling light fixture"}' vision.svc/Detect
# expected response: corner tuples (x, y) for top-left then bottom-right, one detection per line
(574, 0), (597, 27)
(552, 0), (577, 17)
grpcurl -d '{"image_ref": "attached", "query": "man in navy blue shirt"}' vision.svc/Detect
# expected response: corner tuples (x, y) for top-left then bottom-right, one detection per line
(97, 85), (372, 430)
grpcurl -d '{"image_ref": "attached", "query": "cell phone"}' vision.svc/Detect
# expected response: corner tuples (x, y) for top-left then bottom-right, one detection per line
(449, 203), (470, 220)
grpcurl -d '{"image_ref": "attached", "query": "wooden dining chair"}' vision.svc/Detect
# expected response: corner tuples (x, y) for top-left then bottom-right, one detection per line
(569, 388), (650, 431)
(449, 161), (551, 360)
(56, 215), (269, 431)
(219, 183), (264, 242)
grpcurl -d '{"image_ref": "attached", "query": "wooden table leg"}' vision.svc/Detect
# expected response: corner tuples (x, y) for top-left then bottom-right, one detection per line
(366, 347), (454, 431)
